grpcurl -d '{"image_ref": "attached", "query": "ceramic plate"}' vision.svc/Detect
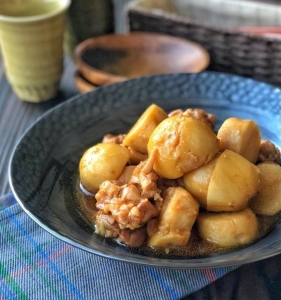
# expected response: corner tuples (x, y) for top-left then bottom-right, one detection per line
(9, 72), (281, 269)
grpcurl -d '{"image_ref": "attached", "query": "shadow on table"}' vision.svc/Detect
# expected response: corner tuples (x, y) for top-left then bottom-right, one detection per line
(182, 253), (281, 300)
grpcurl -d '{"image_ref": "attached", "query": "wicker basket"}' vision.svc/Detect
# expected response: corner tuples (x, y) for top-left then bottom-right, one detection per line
(127, 0), (281, 86)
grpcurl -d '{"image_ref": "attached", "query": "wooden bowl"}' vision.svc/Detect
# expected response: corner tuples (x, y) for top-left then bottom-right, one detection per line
(234, 26), (281, 39)
(74, 72), (97, 93)
(74, 32), (210, 86)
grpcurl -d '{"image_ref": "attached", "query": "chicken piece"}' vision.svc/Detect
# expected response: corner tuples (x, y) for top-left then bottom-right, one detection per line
(157, 177), (180, 190)
(258, 140), (281, 165)
(118, 226), (147, 247)
(168, 108), (216, 130)
(96, 181), (159, 230)
(95, 211), (120, 238)
(102, 133), (125, 144)
(95, 180), (122, 212)
(147, 218), (159, 236)
(148, 187), (199, 248)
(129, 155), (163, 209)
(111, 192), (159, 230)
(95, 162), (161, 231)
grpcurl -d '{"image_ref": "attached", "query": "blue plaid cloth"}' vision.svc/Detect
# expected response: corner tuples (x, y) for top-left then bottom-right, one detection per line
(0, 193), (238, 300)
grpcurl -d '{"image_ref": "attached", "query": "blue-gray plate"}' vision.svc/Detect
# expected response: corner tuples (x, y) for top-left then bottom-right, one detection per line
(9, 72), (281, 269)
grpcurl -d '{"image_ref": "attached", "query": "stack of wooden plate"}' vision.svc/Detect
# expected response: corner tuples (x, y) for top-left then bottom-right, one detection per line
(74, 32), (210, 93)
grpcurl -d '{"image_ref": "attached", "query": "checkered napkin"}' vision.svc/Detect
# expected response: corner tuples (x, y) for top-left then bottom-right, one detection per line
(0, 193), (238, 300)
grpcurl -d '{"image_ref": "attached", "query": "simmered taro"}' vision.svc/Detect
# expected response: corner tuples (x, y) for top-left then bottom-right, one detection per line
(147, 115), (219, 178)
(217, 117), (261, 164)
(249, 162), (281, 215)
(148, 187), (199, 248)
(77, 103), (281, 256)
(206, 150), (260, 212)
(196, 208), (258, 247)
(79, 143), (130, 193)
(122, 103), (168, 154)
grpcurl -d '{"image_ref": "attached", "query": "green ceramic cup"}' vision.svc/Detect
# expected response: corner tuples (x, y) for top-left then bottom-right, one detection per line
(0, 0), (71, 102)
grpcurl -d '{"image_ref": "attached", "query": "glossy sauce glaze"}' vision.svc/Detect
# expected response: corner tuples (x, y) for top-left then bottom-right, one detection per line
(74, 176), (281, 258)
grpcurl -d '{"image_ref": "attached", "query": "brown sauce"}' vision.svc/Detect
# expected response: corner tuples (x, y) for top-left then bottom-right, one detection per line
(73, 174), (281, 258)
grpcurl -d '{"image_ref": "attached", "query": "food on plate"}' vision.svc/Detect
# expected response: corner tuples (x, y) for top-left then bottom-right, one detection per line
(79, 143), (130, 193)
(148, 187), (199, 248)
(95, 158), (162, 232)
(147, 115), (219, 178)
(77, 103), (281, 256)
(196, 208), (258, 247)
(184, 149), (260, 212)
(168, 108), (216, 130)
(103, 133), (148, 165)
(258, 140), (281, 164)
(249, 161), (281, 215)
(206, 149), (260, 212)
(217, 117), (261, 163)
(183, 153), (220, 207)
(122, 103), (168, 154)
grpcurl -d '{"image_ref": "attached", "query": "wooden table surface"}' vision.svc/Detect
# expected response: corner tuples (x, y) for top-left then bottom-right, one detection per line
(1, 53), (281, 300)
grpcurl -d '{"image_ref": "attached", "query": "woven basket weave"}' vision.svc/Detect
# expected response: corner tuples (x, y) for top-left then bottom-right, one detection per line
(127, 0), (281, 87)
